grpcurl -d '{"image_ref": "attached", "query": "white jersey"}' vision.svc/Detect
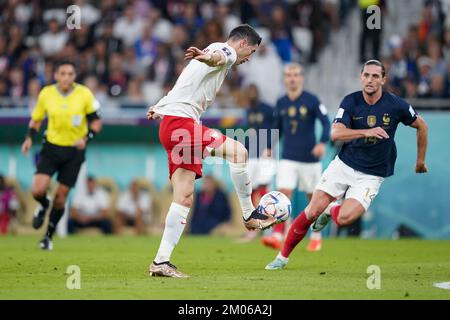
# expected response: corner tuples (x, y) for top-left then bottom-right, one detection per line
(152, 42), (237, 122)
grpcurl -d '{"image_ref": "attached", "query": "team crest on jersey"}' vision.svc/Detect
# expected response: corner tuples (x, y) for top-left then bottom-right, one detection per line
(382, 113), (390, 126)
(221, 47), (232, 56)
(288, 106), (297, 117)
(299, 105), (308, 118)
(367, 115), (377, 127)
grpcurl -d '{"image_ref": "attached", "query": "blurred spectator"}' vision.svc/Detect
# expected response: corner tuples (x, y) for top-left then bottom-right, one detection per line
(0, 174), (19, 234)
(170, 25), (189, 60)
(83, 75), (110, 109)
(113, 5), (146, 47)
(195, 20), (225, 49)
(216, 3), (242, 36)
(126, 78), (144, 103)
(147, 42), (176, 87)
(240, 41), (284, 106)
(190, 175), (231, 235)
(427, 37), (446, 76)
(133, 24), (159, 67)
(429, 74), (445, 97)
(114, 180), (151, 235)
(123, 46), (145, 78)
(417, 56), (434, 97)
(149, 7), (173, 43)
(8, 67), (25, 98)
(27, 77), (41, 111)
(107, 53), (128, 97)
(69, 24), (94, 53)
(68, 176), (112, 234)
(270, 5), (293, 63)
(97, 21), (123, 56)
(6, 24), (26, 66)
(38, 19), (68, 57)
(0, 36), (10, 74)
(173, 2), (204, 42)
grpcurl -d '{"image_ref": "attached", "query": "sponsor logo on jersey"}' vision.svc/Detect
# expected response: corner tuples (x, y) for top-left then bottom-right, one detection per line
(367, 115), (377, 127)
(221, 47), (232, 56)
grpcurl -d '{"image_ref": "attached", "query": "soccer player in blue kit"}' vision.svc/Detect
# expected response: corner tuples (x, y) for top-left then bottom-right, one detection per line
(266, 60), (429, 270)
(261, 63), (330, 252)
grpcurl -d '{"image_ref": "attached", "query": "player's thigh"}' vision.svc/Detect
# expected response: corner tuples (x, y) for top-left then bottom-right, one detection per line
(297, 162), (322, 194)
(345, 174), (384, 212)
(210, 136), (246, 163)
(315, 157), (350, 200)
(57, 149), (85, 189)
(276, 160), (298, 191)
(34, 145), (59, 194)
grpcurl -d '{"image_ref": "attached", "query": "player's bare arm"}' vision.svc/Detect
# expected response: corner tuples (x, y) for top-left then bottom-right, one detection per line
(21, 119), (43, 156)
(331, 122), (389, 142)
(409, 115), (428, 173)
(184, 47), (226, 67)
(311, 142), (326, 158)
(74, 115), (102, 151)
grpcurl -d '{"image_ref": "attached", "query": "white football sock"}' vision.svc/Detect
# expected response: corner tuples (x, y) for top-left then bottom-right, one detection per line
(277, 252), (289, 261)
(310, 231), (322, 241)
(229, 162), (255, 220)
(154, 202), (190, 263)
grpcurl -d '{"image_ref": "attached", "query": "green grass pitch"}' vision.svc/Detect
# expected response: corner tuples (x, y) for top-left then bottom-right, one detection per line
(1, 235), (450, 300)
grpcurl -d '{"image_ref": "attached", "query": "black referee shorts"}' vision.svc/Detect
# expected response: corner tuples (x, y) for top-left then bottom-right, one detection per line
(35, 142), (85, 188)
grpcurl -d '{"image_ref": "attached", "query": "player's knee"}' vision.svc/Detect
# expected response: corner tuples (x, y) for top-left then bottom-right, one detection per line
(53, 192), (67, 209)
(31, 186), (46, 199)
(304, 205), (322, 221)
(230, 142), (248, 164)
(178, 195), (193, 208)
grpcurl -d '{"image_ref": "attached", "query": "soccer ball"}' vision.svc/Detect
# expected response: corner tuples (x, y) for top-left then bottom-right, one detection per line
(258, 191), (291, 222)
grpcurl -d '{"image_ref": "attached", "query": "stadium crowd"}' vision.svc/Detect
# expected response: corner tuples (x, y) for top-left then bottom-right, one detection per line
(0, 0), (344, 109)
(383, 0), (450, 98)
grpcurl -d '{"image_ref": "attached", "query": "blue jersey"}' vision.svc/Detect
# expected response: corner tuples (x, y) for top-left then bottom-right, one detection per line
(246, 102), (274, 158)
(274, 91), (330, 163)
(334, 91), (418, 178)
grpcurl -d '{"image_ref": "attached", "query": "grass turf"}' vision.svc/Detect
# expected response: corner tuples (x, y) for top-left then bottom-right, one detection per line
(1, 235), (450, 300)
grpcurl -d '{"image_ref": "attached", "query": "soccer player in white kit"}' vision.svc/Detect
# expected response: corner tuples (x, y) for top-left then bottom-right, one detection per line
(146, 25), (277, 278)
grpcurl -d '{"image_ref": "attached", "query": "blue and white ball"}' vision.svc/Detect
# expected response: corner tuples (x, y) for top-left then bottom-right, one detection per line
(258, 191), (291, 222)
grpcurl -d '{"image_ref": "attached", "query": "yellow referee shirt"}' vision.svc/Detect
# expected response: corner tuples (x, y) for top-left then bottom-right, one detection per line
(31, 83), (97, 147)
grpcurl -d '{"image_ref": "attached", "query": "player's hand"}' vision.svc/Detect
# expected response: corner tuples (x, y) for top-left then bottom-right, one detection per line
(21, 137), (32, 156)
(184, 47), (208, 60)
(312, 143), (326, 159)
(147, 106), (162, 120)
(415, 162), (428, 173)
(74, 138), (86, 150)
(364, 127), (389, 139)
(184, 47), (219, 66)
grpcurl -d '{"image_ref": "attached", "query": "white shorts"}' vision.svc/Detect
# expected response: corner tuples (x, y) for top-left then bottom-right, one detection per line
(276, 159), (322, 194)
(315, 156), (384, 210)
(248, 157), (275, 187)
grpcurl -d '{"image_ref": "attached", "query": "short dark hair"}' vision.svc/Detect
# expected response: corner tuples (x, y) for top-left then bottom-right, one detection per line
(361, 59), (386, 77)
(228, 24), (262, 46)
(54, 60), (77, 72)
